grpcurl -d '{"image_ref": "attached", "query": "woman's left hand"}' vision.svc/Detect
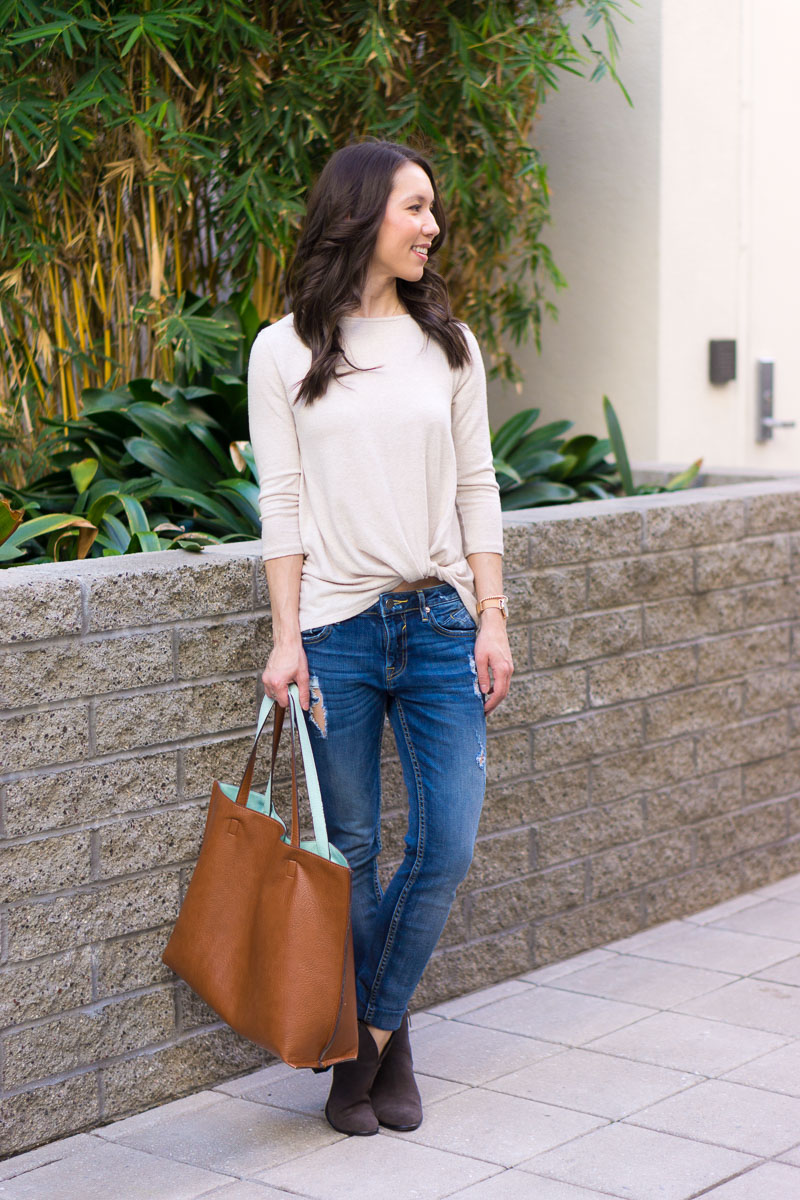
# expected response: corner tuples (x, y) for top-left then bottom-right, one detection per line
(474, 610), (514, 714)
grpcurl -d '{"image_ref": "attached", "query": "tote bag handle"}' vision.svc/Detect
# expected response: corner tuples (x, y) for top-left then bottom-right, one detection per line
(233, 683), (332, 861)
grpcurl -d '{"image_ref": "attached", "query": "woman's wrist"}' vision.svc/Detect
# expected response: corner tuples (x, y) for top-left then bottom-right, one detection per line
(272, 623), (302, 647)
(477, 607), (507, 629)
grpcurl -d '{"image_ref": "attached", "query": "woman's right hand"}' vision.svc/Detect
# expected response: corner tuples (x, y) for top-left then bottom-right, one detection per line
(262, 638), (310, 711)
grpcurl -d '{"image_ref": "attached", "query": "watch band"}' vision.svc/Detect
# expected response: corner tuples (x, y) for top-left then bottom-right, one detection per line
(477, 594), (508, 619)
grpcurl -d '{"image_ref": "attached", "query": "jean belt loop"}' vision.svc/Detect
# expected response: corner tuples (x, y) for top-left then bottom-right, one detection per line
(418, 587), (430, 621)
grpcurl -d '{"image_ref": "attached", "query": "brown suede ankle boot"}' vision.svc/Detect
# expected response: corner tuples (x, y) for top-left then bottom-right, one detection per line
(324, 1021), (385, 1136)
(369, 1011), (423, 1131)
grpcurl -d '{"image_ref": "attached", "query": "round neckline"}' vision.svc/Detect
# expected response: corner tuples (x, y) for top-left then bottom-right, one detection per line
(340, 312), (412, 322)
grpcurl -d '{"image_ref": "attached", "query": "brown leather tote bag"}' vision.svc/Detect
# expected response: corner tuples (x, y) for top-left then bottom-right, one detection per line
(162, 683), (358, 1069)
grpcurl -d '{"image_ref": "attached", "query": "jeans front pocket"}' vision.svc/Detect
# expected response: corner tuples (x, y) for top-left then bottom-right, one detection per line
(427, 597), (477, 637)
(301, 624), (334, 645)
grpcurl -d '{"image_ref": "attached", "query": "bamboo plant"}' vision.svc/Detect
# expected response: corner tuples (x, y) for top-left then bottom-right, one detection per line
(0, 0), (631, 488)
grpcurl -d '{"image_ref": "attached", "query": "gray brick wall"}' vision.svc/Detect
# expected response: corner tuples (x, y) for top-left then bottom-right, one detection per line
(3, 478), (800, 1155)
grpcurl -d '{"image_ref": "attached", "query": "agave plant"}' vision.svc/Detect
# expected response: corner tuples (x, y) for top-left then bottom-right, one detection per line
(492, 408), (618, 509)
(602, 395), (702, 495)
(493, 399), (701, 510)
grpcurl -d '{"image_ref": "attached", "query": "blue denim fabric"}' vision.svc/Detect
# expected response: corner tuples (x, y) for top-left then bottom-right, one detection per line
(300, 583), (487, 1030)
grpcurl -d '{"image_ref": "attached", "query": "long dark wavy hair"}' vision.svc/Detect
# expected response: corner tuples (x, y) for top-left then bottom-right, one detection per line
(286, 140), (470, 404)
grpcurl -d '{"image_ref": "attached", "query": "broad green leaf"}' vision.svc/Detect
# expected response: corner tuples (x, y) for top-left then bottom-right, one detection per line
(127, 404), (218, 474)
(577, 481), (615, 500)
(512, 420), (574, 455)
(559, 434), (601, 473)
(150, 380), (186, 404)
(151, 484), (252, 532)
(186, 420), (232, 474)
(86, 492), (123, 526)
(126, 530), (162, 552)
(1, 513), (97, 561)
(127, 379), (160, 403)
(69, 457), (98, 494)
(506, 448), (564, 478)
(547, 454), (579, 481)
(491, 408), (540, 460)
(1, 512), (95, 551)
(574, 437), (613, 473)
(123, 437), (203, 489)
(603, 395), (634, 496)
(80, 386), (133, 412)
(493, 457), (523, 485)
(99, 511), (132, 552)
(117, 494), (151, 533)
(501, 481), (577, 509)
(216, 477), (261, 514)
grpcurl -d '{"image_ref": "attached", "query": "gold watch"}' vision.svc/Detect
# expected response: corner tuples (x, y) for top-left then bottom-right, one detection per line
(477, 594), (508, 620)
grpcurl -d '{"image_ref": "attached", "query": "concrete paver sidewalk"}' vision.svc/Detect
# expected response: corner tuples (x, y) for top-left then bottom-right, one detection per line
(5, 874), (800, 1199)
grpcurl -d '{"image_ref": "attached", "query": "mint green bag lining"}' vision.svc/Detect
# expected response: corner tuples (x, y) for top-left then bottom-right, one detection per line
(223, 683), (348, 869)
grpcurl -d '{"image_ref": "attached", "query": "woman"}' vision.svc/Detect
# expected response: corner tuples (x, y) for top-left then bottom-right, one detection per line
(247, 140), (513, 1137)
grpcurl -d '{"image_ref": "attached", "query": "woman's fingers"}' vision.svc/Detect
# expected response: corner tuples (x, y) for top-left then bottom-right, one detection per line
(482, 658), (512, 713)
(476, 655), (493, 697)
(474, 632), (514, 715)
(294, 658), (310, 711)
(261, 651), (310, 711)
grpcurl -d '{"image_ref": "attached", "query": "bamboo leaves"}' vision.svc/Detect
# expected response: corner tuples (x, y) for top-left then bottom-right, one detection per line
(1, 0), (632, 488)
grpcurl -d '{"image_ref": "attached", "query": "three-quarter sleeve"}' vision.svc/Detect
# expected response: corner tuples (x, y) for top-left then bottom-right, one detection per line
(451, 326), (504, 556)
(246, 329), (305, 560)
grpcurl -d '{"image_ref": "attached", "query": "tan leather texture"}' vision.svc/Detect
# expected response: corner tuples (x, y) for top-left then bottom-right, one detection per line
(162, 701), (358, 1069)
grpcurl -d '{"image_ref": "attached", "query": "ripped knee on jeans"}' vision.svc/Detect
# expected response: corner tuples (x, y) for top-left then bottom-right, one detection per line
(308, 675), (327, 737)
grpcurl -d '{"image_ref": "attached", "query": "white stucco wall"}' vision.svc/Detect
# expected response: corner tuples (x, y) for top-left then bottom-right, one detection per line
(488, 3), (662, 455)
(657, 0), (742, 466)
(747, 0), (800, 469)
(489, 0), (800, 472)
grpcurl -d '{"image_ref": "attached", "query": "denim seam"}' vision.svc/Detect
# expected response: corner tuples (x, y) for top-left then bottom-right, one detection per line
(362, 694), (426, 1022)
(385, 616), (408, 681)
(371, 714), (387, 906)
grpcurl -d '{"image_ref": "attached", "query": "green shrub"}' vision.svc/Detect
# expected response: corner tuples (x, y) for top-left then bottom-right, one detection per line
(493, 398), (701, 510)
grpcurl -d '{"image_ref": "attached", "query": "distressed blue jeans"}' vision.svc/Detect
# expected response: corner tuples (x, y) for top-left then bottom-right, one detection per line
(300, 583), (487, 1031)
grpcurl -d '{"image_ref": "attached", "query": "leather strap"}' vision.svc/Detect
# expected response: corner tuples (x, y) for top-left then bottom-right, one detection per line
(233, 685), (331, 860)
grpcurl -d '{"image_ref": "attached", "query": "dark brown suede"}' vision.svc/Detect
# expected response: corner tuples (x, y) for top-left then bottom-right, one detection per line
(369, 1011), (423, 1131)
(324, 1020), (386, 1136)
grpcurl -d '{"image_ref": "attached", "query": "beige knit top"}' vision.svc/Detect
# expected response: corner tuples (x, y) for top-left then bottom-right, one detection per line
(246, 312), (503, 631)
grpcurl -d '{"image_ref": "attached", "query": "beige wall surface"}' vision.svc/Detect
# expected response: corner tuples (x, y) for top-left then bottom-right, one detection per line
(489, 2), (662, 455)
(748, 0), (800, 469)
(490, 0), (800, 473)
(658, 0), (743, 466)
